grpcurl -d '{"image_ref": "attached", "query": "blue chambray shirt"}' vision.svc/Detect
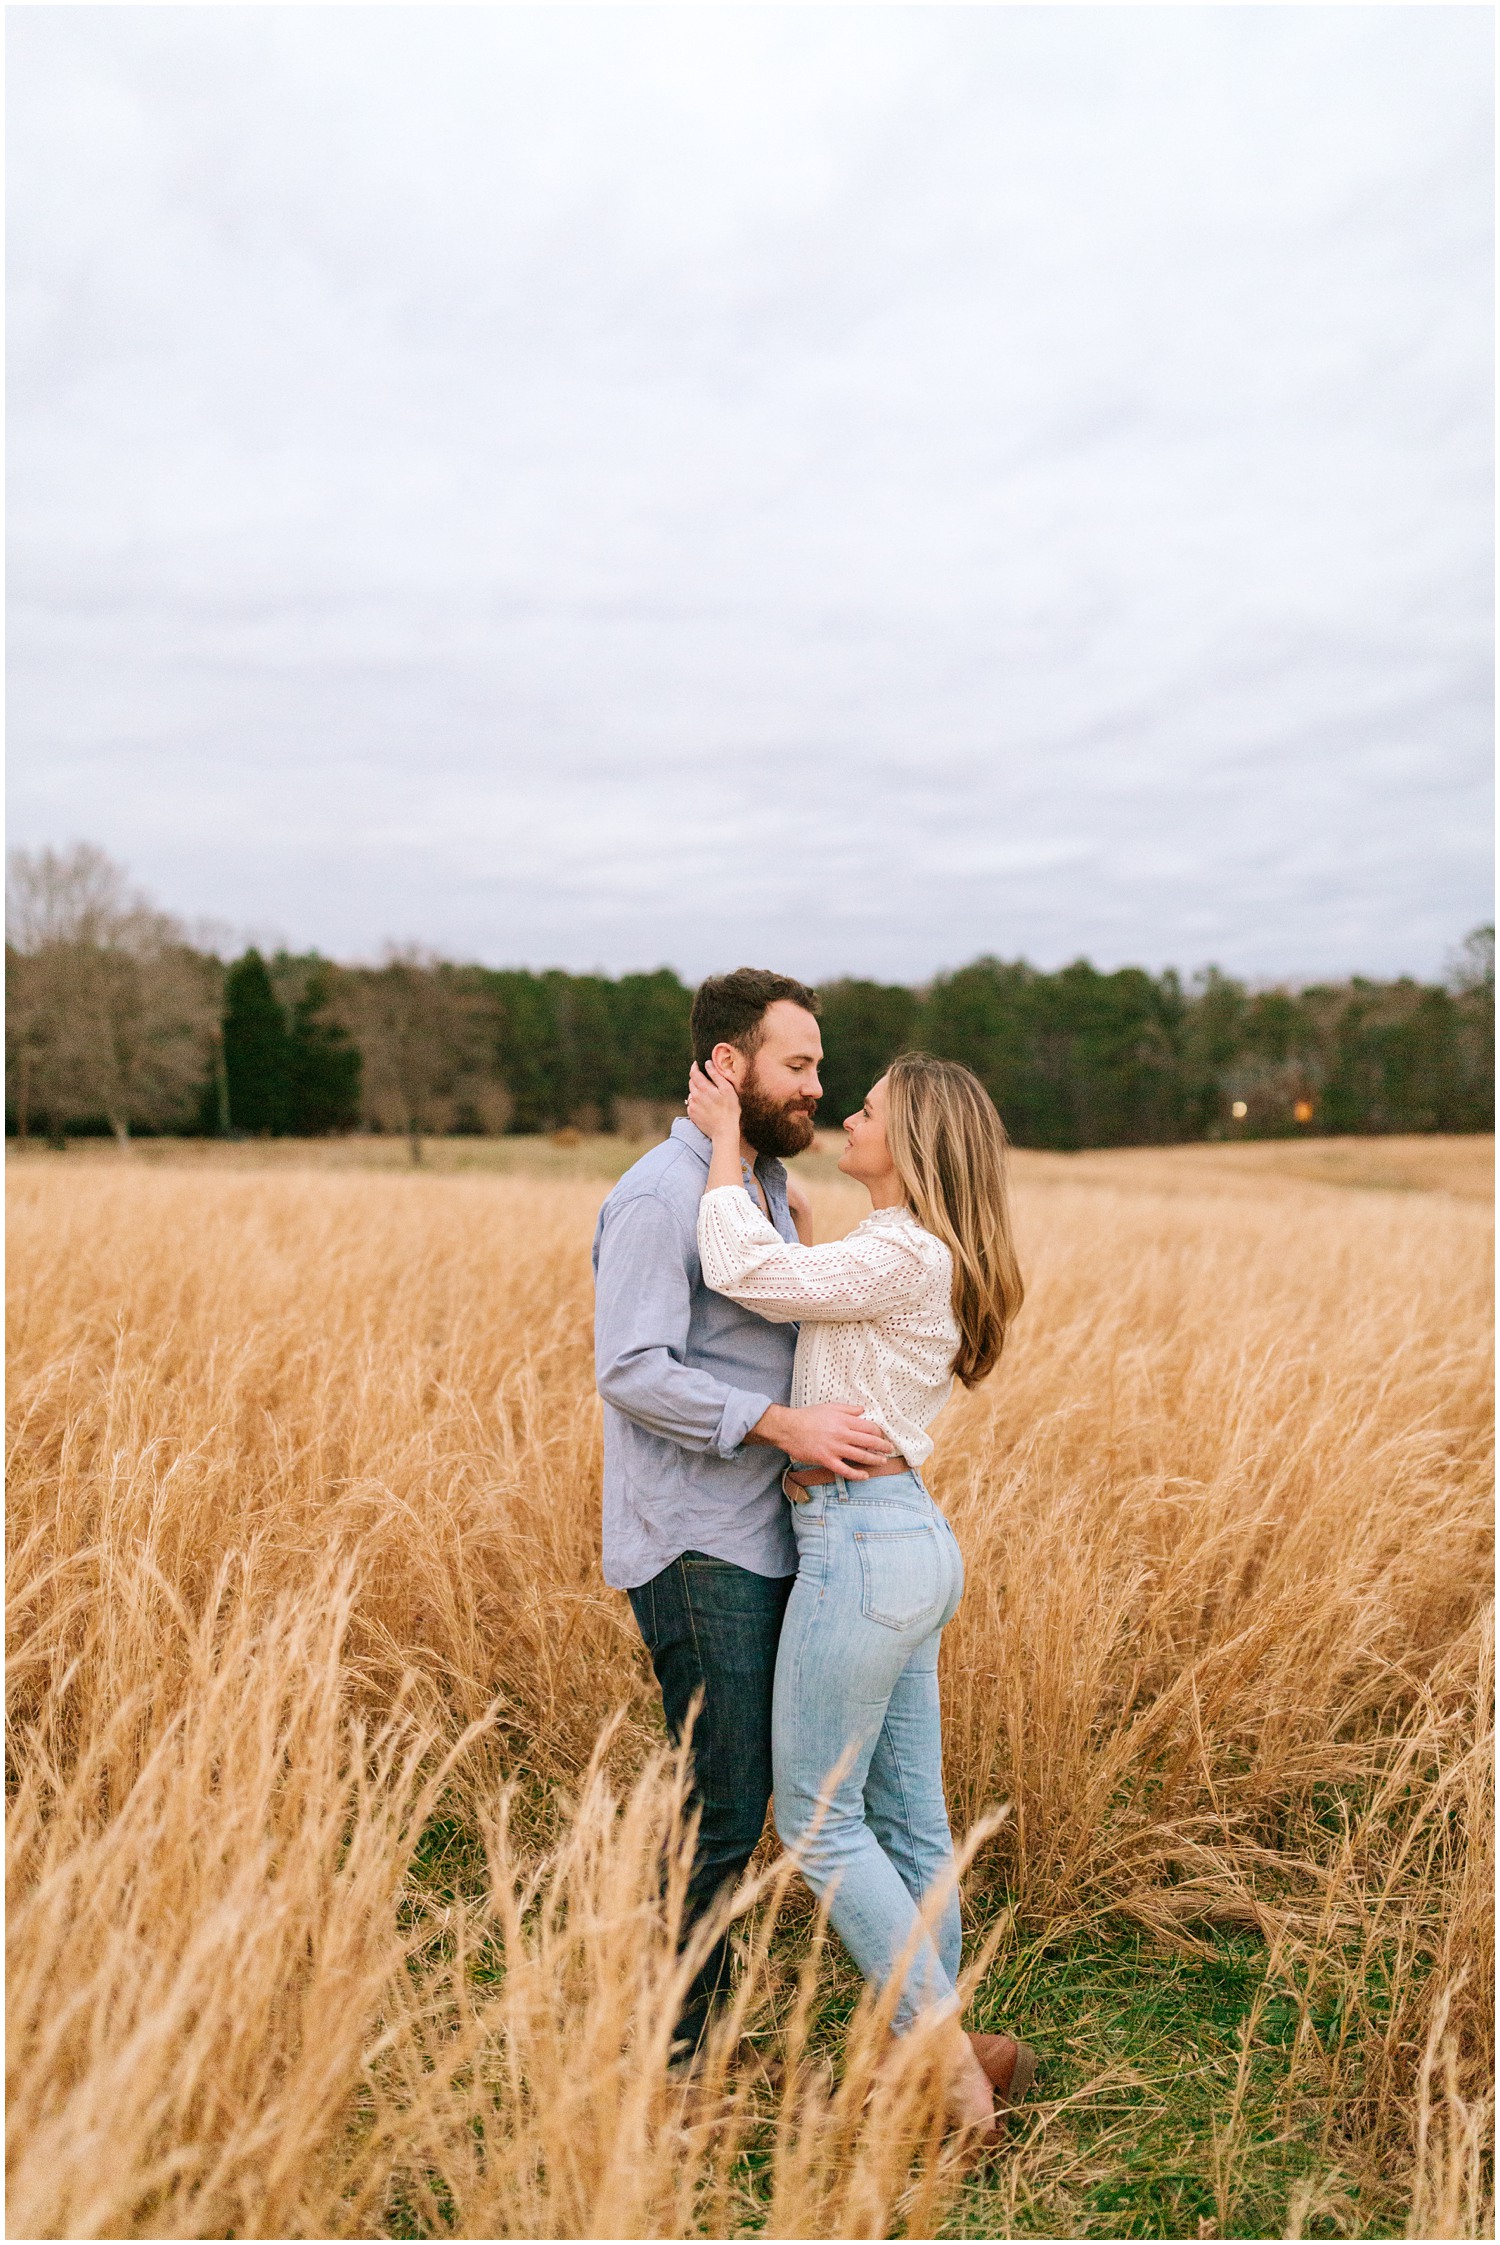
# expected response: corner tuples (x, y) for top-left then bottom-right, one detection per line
(592, 1118), (800, 1591)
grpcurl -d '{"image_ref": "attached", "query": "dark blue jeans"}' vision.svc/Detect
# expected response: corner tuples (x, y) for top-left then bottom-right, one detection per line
(628, 1551), (793, 2057)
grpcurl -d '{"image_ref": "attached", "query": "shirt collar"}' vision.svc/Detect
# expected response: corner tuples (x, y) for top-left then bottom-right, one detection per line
(670, 1116), (712, 1166)
(668, 1115), (787, 1190)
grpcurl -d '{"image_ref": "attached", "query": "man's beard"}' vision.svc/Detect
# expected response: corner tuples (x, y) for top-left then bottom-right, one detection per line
(739, 1065), (818, 1158)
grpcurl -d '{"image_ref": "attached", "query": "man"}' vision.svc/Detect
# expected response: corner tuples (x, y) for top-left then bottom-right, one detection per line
(592, 966), (889, 2062)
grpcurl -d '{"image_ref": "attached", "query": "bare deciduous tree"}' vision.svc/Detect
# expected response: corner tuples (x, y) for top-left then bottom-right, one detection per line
(350, 949), (494, 1164)
(6, 845), (220, 1146)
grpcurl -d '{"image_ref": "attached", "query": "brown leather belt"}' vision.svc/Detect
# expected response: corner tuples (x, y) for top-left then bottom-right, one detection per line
(783, 1455), (911, 1494)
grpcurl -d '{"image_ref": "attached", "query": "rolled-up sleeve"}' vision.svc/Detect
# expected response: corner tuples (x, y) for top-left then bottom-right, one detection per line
(595, 1192), (773, 1457)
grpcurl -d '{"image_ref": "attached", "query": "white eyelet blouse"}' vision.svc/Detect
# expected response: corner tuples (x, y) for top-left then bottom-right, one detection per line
(696, 1187), (961, 1470)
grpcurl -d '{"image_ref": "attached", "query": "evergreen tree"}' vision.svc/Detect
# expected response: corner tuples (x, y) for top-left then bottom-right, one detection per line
(609, 971), (693, 1101)
(1179, 968), (1248, 1135)
(814, 980), (923, 1122)
(288, 964), (361, 1134)
(222, 949), (292, 1133)
(1451, 925), (1495, 1130)
(1045, 960), (1185, 1147)
(486, 971), (567, 1132)
(1377, 985), (1462, 1131)
(547, 969), (620, 1127)
(921, 958), (1039, 1136)
(1319, 984), (1383, 1135)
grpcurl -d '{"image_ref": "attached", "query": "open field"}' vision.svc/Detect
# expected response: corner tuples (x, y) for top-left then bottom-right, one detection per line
(7, 1138), (1493, 2238)
(10, 1128), (1494, 1202)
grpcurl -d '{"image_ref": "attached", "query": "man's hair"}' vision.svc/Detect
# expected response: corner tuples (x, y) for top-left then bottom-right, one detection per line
(690, 968), (820, 1068)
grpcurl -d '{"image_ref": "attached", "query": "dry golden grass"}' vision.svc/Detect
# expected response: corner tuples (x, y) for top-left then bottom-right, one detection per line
(6, 1138), (1493, 2239)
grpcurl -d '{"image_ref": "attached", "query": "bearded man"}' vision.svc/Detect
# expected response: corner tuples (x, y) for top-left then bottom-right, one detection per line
(592, 967), (888, 2066)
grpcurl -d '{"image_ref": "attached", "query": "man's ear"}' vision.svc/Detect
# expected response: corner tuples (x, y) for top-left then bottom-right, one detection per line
(710, 1040), (747, 1088)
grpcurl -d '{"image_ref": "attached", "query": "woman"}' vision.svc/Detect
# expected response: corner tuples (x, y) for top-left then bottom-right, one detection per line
(685, 1050), (1034, 2140)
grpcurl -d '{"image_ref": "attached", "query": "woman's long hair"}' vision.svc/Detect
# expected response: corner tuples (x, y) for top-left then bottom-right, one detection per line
(883, 1052), (1024, 1386)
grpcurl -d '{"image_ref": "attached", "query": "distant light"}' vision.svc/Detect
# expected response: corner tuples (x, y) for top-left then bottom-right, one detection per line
(1294, 1099), (1314, 1124)
(1231, 1100), (1248, 1119)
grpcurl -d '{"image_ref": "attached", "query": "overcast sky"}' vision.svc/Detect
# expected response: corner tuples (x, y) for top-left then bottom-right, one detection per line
(8, 6), (1493, 985)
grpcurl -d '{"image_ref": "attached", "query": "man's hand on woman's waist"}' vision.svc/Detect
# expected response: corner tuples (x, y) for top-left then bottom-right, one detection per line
(746, 1402), (891, 1481)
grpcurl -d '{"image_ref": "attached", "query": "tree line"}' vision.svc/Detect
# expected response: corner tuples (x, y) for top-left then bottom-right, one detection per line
(6, 845), (1493, 1154)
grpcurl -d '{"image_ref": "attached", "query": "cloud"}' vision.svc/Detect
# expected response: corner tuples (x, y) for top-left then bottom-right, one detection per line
(6, 6), (1492, 982)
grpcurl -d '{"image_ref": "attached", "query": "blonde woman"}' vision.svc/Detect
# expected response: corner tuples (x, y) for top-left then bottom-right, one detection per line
(685, 1051), (1033, 2141)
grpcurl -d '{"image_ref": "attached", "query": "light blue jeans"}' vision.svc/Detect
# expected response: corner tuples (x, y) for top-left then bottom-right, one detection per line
(771, 1468), (966, 2034)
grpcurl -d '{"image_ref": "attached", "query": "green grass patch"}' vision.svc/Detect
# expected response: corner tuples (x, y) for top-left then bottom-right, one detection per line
(947, 1924), (1400, 2240)
(396, 1809), (1413, 2239)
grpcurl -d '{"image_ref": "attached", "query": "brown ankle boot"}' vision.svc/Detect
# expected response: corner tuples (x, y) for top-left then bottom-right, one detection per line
(938, 2023), (1000, 2144)
(967, 2031), (1038, 2107)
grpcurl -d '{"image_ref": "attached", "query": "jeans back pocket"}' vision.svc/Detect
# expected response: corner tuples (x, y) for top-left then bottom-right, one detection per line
(855, 1524), (943, 1631)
